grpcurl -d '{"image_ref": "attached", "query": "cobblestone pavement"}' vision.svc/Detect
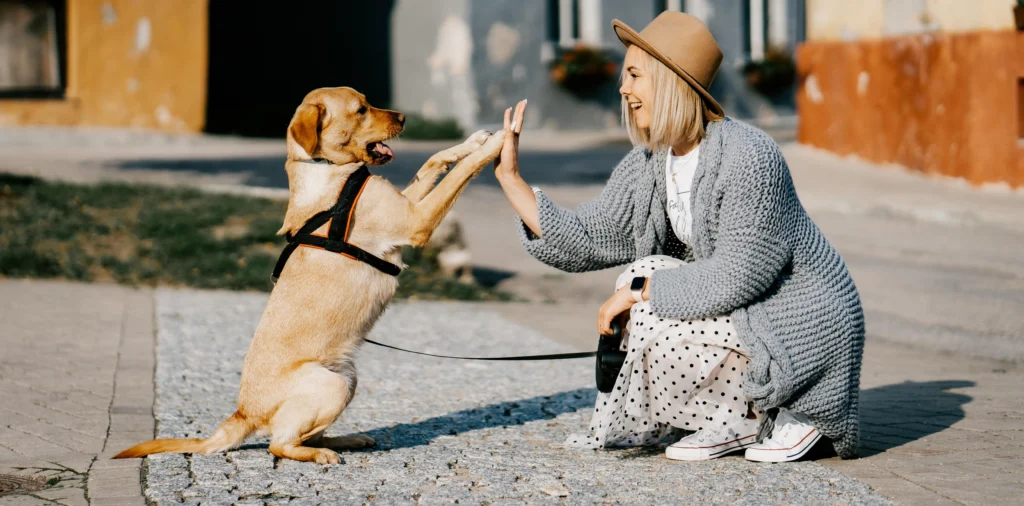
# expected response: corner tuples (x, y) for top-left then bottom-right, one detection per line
(144, 290), (891, 505)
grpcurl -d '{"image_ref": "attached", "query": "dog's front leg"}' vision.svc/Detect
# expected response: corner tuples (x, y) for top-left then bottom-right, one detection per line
(404, 130), (506, 246)
(401, 130), (492, 203)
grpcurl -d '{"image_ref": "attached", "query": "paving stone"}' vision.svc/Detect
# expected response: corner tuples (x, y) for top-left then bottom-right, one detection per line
(35, 485), (89, 506)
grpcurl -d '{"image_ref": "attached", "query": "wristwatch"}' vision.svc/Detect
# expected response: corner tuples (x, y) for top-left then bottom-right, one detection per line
(630, 276), (648, 303)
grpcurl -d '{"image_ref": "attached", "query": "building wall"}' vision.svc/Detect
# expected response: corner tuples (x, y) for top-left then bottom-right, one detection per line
(392, 0), (805, 132)
(0, 0), (208, 132)
(391, 0), (633, 132)
(798, 1), (1023, 187)
(807, 0), (1016, 41)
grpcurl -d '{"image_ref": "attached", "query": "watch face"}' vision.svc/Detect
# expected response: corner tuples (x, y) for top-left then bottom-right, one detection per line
(630, 276), (646, 291)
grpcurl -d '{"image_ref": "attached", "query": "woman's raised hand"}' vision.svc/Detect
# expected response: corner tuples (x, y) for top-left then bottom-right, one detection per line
(492, 99), (541, 237)
(495, 99), (526, 180)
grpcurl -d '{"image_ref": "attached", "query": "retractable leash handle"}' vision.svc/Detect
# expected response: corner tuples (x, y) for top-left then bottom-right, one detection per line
(595, 320), (626, 393)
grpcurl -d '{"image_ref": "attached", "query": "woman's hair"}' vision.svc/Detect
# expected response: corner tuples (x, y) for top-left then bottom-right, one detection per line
(621, 45), (723, 150)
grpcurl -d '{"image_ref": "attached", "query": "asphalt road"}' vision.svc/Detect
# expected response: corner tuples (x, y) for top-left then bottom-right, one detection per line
(115, 147), (634, 189)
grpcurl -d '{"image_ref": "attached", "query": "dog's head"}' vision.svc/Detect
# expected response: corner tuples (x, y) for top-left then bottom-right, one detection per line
(286, 87), (405, 166)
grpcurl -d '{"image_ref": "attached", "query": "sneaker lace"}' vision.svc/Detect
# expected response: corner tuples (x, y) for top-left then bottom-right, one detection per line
(773, 413), (808, 441)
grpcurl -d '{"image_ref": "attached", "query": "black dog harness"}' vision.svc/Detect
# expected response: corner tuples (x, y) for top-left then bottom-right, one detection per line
(272, 163), (402, 281)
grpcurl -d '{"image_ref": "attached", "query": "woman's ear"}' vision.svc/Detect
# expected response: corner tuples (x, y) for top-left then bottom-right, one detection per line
(287, 103), (323, 158)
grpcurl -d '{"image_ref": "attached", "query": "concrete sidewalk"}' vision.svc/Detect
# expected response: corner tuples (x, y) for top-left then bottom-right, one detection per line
(0, 279), (155, 506)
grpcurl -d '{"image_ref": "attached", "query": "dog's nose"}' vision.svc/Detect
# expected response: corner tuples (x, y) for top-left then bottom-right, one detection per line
(395, 113), (405, 125)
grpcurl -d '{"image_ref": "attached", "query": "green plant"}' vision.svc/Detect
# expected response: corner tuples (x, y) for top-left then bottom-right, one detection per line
(742, 48), (797, 99)
(400, 113), (464, 140)
(549, 43), (619, 97)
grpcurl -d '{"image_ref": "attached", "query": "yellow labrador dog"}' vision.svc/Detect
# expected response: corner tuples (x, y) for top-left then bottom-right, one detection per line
(115, 87), (505, 464)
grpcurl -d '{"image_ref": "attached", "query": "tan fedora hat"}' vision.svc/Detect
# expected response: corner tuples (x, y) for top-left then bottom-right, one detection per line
(613, 12), (724, 116)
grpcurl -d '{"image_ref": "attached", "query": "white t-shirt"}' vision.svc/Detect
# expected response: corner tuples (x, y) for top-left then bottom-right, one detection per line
(665, 144), (700, 245)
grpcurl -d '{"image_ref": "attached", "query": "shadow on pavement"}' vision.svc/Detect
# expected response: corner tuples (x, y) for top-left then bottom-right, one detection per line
(854, 379), (973, 457)
(230, 380), (971, 458)
(471, 266), (518, 288)
(355, 380), (972, 456)
(360, 387), (596, 451)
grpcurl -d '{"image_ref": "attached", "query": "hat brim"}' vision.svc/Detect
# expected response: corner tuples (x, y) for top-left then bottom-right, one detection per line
(612, 19), (724, 117)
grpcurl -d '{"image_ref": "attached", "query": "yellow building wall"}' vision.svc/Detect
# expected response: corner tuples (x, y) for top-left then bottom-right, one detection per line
(807, 0), (1016, 41)
(0, 0), (208, 132)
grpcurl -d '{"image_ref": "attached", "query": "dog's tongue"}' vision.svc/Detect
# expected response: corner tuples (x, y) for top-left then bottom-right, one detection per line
(373, 142), (394, 159)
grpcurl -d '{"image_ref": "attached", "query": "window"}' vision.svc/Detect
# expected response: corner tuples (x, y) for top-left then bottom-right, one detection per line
(746, 0), (804, 62)
(547, 0), (602, 47)
(655, 0), (685, 13)
(0, 0), (66, 98)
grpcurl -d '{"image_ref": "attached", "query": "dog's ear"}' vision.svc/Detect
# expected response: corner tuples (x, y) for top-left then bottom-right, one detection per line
(288, 103), (323, 158)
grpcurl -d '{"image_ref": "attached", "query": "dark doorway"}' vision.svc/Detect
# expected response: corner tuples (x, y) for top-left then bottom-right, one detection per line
(205, 0), (396, 138)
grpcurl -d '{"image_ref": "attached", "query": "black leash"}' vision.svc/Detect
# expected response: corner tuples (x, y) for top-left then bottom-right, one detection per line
(363, 338), (596, 361)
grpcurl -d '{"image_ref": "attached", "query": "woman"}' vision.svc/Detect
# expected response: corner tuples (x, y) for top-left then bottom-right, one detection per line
(494, 12), (864, 462)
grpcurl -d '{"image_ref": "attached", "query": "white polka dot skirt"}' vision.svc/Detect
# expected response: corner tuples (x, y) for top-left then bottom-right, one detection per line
(565, 255), (763, 449)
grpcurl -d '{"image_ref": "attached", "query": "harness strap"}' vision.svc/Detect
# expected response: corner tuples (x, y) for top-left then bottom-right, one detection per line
(272, 165), (402, 281)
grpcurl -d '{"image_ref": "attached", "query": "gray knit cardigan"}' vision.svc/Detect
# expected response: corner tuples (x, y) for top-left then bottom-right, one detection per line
(517, 118), (864, 458)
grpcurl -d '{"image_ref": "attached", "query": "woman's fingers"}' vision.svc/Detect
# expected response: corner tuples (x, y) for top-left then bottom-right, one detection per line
(513, 99), (527, 135)
(597, 304), (613, 335)
(503, 106), (512, 130)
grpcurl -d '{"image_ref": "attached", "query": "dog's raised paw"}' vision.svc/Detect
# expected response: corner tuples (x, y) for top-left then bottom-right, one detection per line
(465, 129), (492, 147)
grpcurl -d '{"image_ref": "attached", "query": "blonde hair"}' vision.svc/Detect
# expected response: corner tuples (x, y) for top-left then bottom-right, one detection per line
(621, 45), (723, 150)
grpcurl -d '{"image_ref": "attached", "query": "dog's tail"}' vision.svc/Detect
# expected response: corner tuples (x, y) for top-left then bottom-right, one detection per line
(113, 411), (253, 459)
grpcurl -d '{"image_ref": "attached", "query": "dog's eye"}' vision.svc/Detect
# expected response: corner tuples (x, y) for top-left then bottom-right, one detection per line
(357, 106), (367, 114)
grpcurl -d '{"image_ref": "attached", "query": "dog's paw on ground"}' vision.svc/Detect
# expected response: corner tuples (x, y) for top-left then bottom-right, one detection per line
(314, 448), (341, 465)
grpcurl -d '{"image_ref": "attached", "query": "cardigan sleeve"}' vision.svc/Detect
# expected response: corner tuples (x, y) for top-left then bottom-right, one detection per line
(516, 147), (645, 273)
(648, 140), (794, 320)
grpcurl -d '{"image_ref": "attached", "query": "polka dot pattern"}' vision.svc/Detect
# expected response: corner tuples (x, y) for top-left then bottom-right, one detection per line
(565, 256), (762, 450)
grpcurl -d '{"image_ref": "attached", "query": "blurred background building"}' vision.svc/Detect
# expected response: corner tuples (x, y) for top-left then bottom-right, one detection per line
(798, 0), (1023, 187)
(0, 0), (1021, 186)
(391, 0), (805, 131)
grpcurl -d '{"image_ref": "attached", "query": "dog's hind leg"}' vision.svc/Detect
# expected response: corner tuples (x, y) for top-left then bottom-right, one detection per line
(402, 130), (493, 203)
(267, 364), (355, 464)
(269, 438), (339, 464)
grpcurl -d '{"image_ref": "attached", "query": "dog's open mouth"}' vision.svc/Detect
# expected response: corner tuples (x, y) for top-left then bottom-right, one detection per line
(367, 141), (395, 164)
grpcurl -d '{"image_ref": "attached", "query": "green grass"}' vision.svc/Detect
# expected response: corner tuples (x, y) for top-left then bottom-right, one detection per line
(0, 173), (510, 300)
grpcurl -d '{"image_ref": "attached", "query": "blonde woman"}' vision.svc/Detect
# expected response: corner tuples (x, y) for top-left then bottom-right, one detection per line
(494, 12), (864, 462)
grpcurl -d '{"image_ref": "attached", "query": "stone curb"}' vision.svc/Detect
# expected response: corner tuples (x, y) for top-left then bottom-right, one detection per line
(86, 288), (155, 506)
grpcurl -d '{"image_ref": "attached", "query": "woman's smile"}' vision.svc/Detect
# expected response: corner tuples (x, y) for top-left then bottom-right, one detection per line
(620, 45), (654, 129)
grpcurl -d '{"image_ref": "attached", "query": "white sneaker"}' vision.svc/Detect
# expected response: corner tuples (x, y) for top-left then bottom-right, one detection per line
(744, 409), (822, 463)
(665, 421), (759, 461)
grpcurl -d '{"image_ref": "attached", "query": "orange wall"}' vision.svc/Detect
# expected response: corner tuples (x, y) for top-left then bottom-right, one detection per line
(0, 0), (208, 132)
(796, 30), (1024, 188)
